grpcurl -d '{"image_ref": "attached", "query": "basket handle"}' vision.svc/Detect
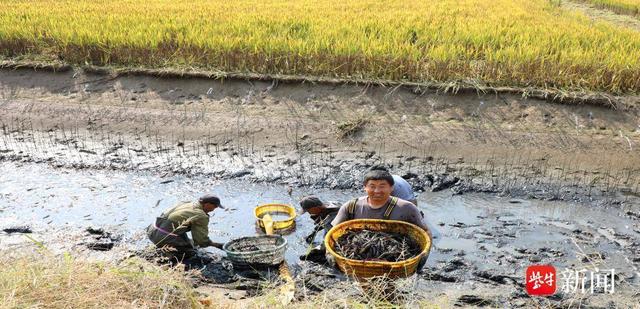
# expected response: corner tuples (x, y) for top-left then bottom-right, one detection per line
(263, 213), (275, 235)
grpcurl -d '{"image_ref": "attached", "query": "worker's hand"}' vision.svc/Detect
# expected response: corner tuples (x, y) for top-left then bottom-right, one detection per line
(299, 246), (325, 261)
(210, 242), (224, 250)
(305, 233), (315, 244)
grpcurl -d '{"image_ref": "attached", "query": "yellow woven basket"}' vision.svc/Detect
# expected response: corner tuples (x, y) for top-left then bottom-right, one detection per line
(254, 203), (296, 232)
(325, 219), (431, 280)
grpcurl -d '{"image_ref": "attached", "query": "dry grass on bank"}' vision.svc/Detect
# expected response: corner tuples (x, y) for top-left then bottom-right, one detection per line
(336, 117), (369, 140)
(0, 250), (447, 309)
(245, 275), (446, 309)
(0, 253), (200, 309)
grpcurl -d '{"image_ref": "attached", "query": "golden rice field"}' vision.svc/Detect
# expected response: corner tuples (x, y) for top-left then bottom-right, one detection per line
(1, 0), (640, 94)
(581, 0), (640, 16)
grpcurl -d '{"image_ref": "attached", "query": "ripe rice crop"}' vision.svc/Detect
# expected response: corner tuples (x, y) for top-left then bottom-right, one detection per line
(0, 0), (639, 93)
(581, 0), (640, 16)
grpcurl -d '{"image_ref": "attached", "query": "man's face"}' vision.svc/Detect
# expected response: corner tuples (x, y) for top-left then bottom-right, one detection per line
(364, 179), (393, 202)
(305, 206), (323, 216)
(203, 203), (219, 213)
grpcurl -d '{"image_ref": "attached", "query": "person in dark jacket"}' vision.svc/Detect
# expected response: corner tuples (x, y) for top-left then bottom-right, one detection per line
(299, 196), (340, 244)
(146, 194), (225, 262)
(298, 196), (340, 263)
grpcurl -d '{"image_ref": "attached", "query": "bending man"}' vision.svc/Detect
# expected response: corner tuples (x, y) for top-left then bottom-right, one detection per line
(298, 196), (340, 263)
(147, 194), (225, 262)
(299, 196), (341, 244)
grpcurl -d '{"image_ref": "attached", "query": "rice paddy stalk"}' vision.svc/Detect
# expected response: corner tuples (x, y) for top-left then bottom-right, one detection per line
(0, 0), (639, 94)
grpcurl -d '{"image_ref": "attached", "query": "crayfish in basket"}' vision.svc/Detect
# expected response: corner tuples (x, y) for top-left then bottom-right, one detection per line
(334, 229), (421, 262)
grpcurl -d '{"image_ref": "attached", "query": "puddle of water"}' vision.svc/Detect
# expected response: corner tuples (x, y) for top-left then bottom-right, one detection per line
(258, 213), (292, 222)
(435, 237), (476, 252)
(1, 161), (637, 271)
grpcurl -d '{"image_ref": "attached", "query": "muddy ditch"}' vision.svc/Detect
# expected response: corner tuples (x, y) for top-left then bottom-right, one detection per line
(1, 161), (640, 306)
(1, 68), (640, 306)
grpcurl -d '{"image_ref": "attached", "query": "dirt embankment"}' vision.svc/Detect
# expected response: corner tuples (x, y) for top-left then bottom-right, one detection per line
(1, 67), (639, 207)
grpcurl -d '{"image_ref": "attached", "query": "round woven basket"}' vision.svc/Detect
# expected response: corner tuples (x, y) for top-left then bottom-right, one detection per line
(254, 203), (296, 232)
(223, 235), (287, 268)
(325, 219), (431, 280)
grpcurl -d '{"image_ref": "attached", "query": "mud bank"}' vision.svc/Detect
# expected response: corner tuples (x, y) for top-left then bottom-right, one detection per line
(1, 68), (640, 209)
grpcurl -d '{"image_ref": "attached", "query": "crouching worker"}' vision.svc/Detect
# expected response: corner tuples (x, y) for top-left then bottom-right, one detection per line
(298, 196), (340, 263)
(331, 169), (432, 272)
(147, 194), (225, 263)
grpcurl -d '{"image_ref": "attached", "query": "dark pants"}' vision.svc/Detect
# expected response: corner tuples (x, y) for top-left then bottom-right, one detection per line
(300, 245), (328, 264)
(146, 217), (196, 261)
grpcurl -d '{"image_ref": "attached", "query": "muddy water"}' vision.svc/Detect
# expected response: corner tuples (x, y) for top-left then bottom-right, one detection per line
(0, 161), (355, 262)
(423, 193), (638, 274)
(1, 161), (639, 279)
(258, 213), (294, 222)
